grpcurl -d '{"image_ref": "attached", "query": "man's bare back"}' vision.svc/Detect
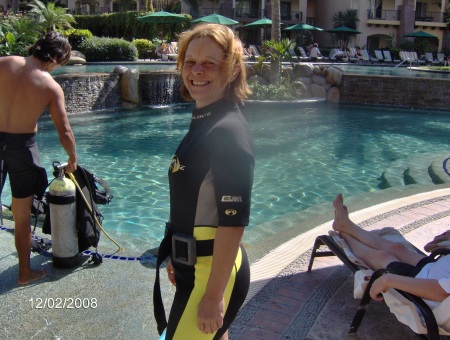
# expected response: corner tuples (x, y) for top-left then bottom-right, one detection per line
(0, 32), (77, 285)
(0, 55), (62, 133)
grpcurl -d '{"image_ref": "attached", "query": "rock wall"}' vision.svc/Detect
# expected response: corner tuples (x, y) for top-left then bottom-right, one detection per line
(54, 67), (450, 114)
(245, 63), (342, 102)
(339, 74), (450, 109)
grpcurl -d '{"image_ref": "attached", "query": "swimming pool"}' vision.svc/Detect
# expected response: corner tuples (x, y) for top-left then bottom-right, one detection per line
(54, 61), (450, 79)
(337, 63), (450, 79)
(53, 62), (177, 75)
(1, 102), (449, 251)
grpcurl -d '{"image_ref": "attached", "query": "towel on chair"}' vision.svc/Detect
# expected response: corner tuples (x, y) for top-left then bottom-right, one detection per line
(328, 227), (418, 299)
(383, 288), (450, 335)
(328, 227), (416, 269)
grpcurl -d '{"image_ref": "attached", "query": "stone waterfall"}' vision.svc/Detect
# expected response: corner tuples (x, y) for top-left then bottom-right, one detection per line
(54, 70), (184, 115)
(139, 73), (183, 106)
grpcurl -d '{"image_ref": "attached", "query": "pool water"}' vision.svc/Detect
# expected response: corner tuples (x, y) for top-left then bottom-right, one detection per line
(338, 64), (450, 79)
(1, 102), (450, 249)
(53, 62), (177, 75)
(53, 62), (450, 79)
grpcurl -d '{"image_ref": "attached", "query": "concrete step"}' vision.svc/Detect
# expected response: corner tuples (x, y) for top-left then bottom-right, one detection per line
(429, 153), (450, 184)
(379, 152), (448, 188)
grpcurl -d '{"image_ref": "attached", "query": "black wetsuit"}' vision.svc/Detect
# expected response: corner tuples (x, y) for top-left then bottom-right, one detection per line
(162, 98), (255, 339)
(0, 132), (47, 199)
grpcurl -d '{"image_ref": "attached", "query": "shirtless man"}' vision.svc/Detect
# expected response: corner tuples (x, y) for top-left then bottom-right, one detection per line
(0, 31), (77, 285)
(332, 194), (450, 307)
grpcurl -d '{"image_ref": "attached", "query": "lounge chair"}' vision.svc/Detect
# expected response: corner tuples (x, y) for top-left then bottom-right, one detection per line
(360, 49), (376, 63)
(401, 51), (426, 65)
(399, 51), (414, 65)
(297, 47), (311, 61)
(328, 48), (338, 62)
(425, 52), (439, 65)
(374, 49), (385, 62)
(308, 228), (450, 339)
(329, 48), (346, 62)
(437, 53), (445, 64)
(345, 47), (358, 63)
(383, 50), (400, 64)
(248, 44), (265, 61)
(412, 51), (426, 65)
(287, 48), (301, 62)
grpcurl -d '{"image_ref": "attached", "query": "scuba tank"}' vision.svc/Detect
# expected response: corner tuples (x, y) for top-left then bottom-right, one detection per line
(47, 164), (79, 268)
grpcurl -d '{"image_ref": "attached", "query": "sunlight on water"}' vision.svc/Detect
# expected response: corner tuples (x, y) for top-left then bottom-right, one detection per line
(1, 102), (450, 249)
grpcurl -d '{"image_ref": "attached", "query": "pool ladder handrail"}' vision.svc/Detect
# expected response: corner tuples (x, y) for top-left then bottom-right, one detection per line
(394, 58), (412, 69)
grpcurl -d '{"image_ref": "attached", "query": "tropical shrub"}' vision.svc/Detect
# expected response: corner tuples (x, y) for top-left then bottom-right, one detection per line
(64, 29), (93, 50)
(0, 15), (40, 56)
(0, 28), (28, 56)
(249, 77), (300, 101)
(132, 38), (153, 59)
(78, 36), (138, 61)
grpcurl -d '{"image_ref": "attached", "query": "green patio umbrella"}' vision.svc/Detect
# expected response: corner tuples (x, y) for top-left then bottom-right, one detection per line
(137, 11), (188, 24)
(239, 18), (285, 41)
(326, 26), (361, 34)
(191, 13), (238, 25)
(404, 31), (438, 39)
(137, 11), (188, 40)
(241, 18), (274, 29)
(284, 23), (323, 31)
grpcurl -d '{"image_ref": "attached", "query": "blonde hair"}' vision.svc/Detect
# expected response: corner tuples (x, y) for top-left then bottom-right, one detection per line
(176, 23), (251, 105)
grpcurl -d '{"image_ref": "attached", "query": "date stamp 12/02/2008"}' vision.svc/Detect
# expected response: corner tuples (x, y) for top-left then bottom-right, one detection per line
(29, 297), (98, 309)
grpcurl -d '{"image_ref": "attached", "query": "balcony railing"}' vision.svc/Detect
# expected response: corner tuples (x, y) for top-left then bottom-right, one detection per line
(234, 8), (261, 19)
(414, 11), (445, 23)
(281, 11), (302, 21)
(367, 9), (400, 21)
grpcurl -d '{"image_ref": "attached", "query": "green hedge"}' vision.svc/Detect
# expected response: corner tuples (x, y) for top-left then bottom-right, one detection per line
(73, 11), (191, 42)
(78, 36), (138, 61)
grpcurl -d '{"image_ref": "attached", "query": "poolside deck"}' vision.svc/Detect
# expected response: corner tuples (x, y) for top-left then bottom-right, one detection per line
(1, 186), (450, 339)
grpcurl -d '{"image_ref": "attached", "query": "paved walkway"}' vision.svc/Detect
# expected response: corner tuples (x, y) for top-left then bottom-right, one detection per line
(230, 187), (450, 339)
(1, 187), (450, 339)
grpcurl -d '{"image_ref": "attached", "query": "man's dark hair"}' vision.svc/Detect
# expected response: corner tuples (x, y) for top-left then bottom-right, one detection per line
(29, 31), (71, 66)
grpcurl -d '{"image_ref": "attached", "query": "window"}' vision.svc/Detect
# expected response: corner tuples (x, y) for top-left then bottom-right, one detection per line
(281, 2), (291, 20)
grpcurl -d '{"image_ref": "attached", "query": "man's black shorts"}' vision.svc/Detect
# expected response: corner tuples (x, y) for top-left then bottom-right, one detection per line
(387, 256), (437, 278)
(0, 132), (48, 199)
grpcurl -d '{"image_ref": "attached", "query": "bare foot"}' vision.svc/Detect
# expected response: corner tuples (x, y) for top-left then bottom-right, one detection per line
(332, 194), (351, 233)
(17, 269), (47, 285)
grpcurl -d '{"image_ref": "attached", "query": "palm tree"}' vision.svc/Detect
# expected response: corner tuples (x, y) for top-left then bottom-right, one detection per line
(270, 0), (281, 41)
(331, 9), (359, 48)
(182, 0), (199, 16)
(11, 0), (19, 12)
(332, 9), (359, 29)
(268, 0), (282, 86)
(28, 0), (75, 33)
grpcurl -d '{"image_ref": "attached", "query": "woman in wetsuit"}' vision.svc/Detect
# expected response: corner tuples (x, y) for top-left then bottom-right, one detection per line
(153, 24), (254, 339)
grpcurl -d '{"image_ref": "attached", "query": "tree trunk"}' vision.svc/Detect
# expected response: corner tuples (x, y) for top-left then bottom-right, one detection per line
(270, 0), (281, 41)
(11, 0), (19, 12)
(270, 0), (281, 84)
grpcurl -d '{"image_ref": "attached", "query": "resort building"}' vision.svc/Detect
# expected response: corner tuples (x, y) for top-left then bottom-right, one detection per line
(1, 0), (448, 51)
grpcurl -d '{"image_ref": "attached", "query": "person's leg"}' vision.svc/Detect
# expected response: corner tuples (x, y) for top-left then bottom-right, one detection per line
(332, 194), (425, 266)
(12, 196), (47, 285)
(341, 232), (399, 269)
